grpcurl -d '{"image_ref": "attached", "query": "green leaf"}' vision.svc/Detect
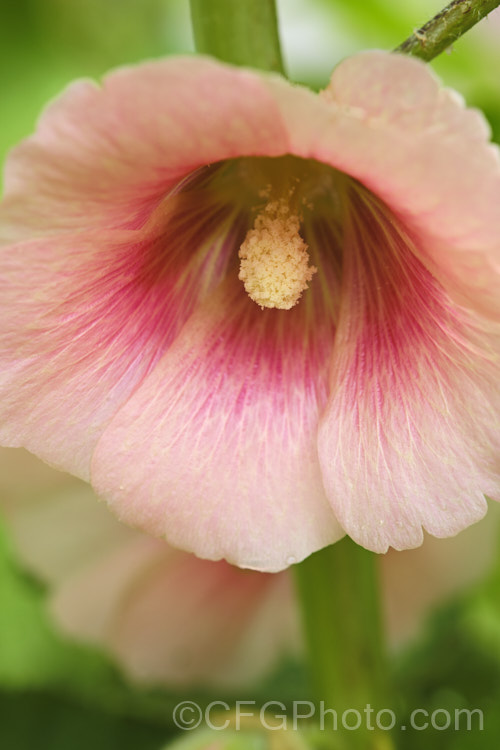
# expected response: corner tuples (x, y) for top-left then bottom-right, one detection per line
(0, 689), (170, 750)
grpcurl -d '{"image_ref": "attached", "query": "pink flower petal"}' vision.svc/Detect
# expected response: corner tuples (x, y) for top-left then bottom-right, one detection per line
(0, 57), (294, 479)
(0, 185), (242, 476)
(317, 185), (500, 552)
(2, 449), (498, 684)
(1, 470), (133, 587)
(264, 51), (500, 317)
(91, 278), (343, 571)
(78, 551), (295, 688)
(0, 57), (288, 241)
(1, 51), (499, 565)
(0, 449), (297, 689)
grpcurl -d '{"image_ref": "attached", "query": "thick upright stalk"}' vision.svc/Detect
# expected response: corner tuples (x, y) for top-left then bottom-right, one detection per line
(189, 0), (285, 73)
(189, 3), (394, 746)
(294, 539), (393, 749)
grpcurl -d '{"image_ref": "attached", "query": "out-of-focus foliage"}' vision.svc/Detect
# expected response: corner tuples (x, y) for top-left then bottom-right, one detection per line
(0, 689), (168, 750)
(0, 0), (194, 171)
(392, 557), (500, 749)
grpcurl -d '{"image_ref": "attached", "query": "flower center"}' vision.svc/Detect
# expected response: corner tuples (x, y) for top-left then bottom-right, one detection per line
(238, 196), (317, 310)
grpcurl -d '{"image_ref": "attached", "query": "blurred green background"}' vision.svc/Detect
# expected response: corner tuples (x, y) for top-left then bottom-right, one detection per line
(1, 2), (500, 749)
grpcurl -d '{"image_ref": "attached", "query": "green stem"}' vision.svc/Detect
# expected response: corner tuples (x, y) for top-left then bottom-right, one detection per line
(395, 0), (500, 61)
(294, 539), (393, 749)
(189, 0), (285, 73)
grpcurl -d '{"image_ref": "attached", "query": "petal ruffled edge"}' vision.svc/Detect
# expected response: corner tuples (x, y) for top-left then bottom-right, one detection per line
(0, 56), (291, 241)
(91, 279), (344, 573)
(317, 184), (500, 552)
(262, 50), (500, 318)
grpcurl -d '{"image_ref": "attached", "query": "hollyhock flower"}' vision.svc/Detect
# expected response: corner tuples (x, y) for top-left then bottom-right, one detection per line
(0, 448), (297, 688)
(1, 448), (498, 686)
(0, 51), (499, 571)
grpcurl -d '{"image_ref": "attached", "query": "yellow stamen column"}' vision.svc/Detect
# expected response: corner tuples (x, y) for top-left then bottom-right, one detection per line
(238, 198), (316, 310)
